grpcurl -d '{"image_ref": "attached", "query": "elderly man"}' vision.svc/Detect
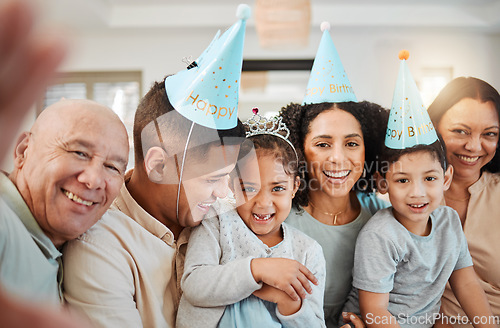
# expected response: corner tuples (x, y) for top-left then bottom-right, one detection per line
(0, 1), (98, 327)
(62, 6), (250, 327)
(0, 98), (129, 304)
(63, 77), (245, 327)
(0, 2), (109, 327)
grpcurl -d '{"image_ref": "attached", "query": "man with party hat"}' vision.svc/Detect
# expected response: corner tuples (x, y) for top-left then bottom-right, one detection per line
(303, 21), (357, 105)
(341, 51), (497, 328)
(62, 5), (255, 328)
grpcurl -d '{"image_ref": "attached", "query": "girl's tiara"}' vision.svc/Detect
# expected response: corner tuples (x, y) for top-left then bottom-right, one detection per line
(243, 107), (299, 162)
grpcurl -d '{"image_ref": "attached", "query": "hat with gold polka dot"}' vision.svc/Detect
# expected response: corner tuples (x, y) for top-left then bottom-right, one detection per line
(165, 4), (250, 130)
(385, 50), (438, 149)
(302, 22), (357, 105)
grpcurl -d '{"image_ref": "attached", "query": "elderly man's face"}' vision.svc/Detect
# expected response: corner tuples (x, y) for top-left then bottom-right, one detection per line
(15, 100), (129, 247)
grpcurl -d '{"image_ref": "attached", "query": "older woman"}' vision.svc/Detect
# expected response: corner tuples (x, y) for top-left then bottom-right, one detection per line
(280, 100), (389, 328)
(428, 77), (500, 326)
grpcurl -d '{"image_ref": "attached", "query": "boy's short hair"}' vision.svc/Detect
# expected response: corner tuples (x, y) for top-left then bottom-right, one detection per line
(380, 136), (448, 177)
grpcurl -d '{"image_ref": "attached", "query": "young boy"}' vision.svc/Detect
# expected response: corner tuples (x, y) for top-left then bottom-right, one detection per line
(343, 141), (496, 328)
(341, 51), (498, 328)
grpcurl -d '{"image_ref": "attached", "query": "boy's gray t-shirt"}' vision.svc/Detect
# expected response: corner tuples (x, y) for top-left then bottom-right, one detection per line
(343, 206), (473, 328)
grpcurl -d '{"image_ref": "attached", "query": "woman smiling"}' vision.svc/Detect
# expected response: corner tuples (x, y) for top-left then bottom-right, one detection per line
(278, 21), (390, 328)
(428, 77), (500, 326)
(280, 100), (389, 327)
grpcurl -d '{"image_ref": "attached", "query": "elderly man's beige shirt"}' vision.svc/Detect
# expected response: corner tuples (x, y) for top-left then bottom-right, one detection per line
(441, 171), (500, 327)
(63, 172), (189, 328)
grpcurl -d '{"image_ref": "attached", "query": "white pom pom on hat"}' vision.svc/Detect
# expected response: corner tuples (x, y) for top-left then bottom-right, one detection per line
(237, 4), (251, 20)
(320, 21), (331, 32)
(302, 20), (357, 104)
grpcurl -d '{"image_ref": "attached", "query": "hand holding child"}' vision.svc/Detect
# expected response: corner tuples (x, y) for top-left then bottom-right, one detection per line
(253, 283), (301, 316)
(251, 257), (318, 301)
(341, 311), (367, 328)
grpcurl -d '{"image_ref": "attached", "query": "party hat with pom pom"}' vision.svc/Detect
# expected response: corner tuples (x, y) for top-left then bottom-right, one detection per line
(165, 4), (250, 130)
(385, 50), (438, 149)
(302, 22), (357, 105)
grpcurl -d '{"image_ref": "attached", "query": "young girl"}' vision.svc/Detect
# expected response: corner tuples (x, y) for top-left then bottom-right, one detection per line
(176, 109), (326, 328)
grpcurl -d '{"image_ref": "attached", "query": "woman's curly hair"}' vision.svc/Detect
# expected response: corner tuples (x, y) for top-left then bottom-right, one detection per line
(279, 101), (389, 208)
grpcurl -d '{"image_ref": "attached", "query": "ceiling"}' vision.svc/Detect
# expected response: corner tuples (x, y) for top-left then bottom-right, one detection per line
(40, 0), (500, 33)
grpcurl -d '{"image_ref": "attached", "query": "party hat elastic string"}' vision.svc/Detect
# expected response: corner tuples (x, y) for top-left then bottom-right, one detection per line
(176, 121), (195, 220)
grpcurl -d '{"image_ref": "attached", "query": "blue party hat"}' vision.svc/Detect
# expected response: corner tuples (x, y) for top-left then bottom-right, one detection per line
(165, 4), (250, 130)
(303, 22), (357, 105)
(385, 50), (438, 149)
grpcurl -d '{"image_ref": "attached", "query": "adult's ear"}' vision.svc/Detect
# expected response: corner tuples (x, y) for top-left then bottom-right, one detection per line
(143, 146), (168, 183)
(443, 164), (454, 191)
(13, 132), (31, 168)
(373, 171), (389, 194)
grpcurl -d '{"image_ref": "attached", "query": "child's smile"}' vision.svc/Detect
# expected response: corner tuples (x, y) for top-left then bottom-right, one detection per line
(407, 202), (429, 213)
(252, 213), (275, 223)
(233, 151), (299, 247)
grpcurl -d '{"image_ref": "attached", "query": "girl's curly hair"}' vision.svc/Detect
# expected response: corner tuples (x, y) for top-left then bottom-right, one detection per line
(279, 101), (389, 208)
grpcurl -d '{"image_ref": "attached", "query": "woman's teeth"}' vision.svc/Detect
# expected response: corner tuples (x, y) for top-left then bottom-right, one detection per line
(458, 155), (479, 163)
(324, 170), (349, 178)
